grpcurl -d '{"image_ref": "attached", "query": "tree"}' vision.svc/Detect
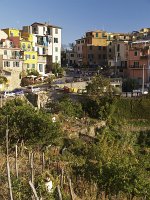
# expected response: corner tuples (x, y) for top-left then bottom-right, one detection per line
(83, 126), (150, 199)
(84, 75), (113, 119)
(0, 99), (61, 145)
(27, 69), (39, 77)
(0, 76), (7, 84)
(122, 78), (138, 92)
(86, 75), (112, 102)
(52, 63), (64, 76)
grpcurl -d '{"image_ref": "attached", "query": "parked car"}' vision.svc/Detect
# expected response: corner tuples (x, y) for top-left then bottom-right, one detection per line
(0, 91), (15, 98)
(13, 88), (24, 96)
(25, 85), (40, 93)
(133, 88), (148, 94)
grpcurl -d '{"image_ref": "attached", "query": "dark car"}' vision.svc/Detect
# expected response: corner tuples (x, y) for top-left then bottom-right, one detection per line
(13, 88), (24, 96)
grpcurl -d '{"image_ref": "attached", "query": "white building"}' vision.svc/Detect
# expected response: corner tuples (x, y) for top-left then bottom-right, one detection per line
(22, 22), (62, 74)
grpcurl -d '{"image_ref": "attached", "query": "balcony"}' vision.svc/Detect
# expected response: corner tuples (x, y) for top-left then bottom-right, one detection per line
(129, 65), (143, 69)
(140, 53), (148, 58)
(38, 56), (46, 63)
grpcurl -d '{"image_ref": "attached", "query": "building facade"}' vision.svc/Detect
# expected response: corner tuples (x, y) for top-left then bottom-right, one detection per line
(0, 32), (23, 90)
(22, 22), (62, 74)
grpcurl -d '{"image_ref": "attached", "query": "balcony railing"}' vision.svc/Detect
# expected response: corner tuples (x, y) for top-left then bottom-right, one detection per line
(129, 65), (143, 68)
(38, 57), (46, 62)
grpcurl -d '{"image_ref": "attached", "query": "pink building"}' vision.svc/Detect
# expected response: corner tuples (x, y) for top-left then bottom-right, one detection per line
(127, 41), (150, 85)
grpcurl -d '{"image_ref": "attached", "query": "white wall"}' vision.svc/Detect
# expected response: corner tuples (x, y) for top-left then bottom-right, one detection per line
(52, 27), (61, 65)
(0, 30), (8, 40)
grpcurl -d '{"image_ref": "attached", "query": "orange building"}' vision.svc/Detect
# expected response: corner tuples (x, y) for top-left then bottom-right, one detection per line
(76, 30), (108, 67)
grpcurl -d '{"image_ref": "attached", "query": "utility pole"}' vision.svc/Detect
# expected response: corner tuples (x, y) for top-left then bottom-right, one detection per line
(142, 64), (145, 94)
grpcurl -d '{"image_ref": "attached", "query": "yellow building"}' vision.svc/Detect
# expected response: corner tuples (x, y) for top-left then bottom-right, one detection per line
(21, 31), (33, 42)
(23, 51), (37, 70)
(86, 30), (108, 46)
(2, 28), (20, 38)
(20, 40), (32, 51)
(2, 28), (39, 73)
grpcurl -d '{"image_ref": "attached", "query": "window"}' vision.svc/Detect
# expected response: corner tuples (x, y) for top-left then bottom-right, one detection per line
(55, 28), (58, 34)
(134, 51), (138, 56)
(70, 54), (74, 57)
(134, 61), (139, 67)
(39, 64), (43, 72)
(103, 46), (106, 50)
(22, 43), (26, 50)
(55, 47), (58, 52)
(43, 48), (46, 54)
(27, 64), (30, 68)
(28, 44), (31, 49)
(117, 44), (120, 52)
(32, 55), (35, 59)
(13, 62), (15, 67)
(47, 28), (51, 35)
(98, 46), (101, 50)
(16, 62), (19, 67)
(54, 38), (58, 43)
(4, 50), (7, 55)
(10, 32), (13, 37)
(89, 46), (92, 50)
(25, 54), (30, 60)
(55, 56), (58, 61)
(7, 61), (10, 67)
(32, 64), (35, 68)
(109, 48), (111, 53)
(4, 61), (10, 67)
(96, 33), (98, 37)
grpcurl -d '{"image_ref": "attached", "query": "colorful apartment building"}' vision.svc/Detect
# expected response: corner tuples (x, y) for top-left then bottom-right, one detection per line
(75, 30), (108, 67)
(127, 41), (150, 85)
(0, 30), (23, 90)
(3, 28), (39, 74)
(22, 22), (62, 74)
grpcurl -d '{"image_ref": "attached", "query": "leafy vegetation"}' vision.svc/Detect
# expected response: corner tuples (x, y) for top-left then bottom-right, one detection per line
(52, 62), (64, 77)
(0, 76), (150, 199)
(0, 99), (61, 145)
(0, 76), (7, 84)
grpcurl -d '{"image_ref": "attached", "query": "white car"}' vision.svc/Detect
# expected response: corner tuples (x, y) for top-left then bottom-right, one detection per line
(133, 88), (148, 94)
(0, 91), (15, 98)
(25, 86), (40, 93)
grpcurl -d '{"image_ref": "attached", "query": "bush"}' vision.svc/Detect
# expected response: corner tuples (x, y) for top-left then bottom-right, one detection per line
(58, 96), (83, 118)
(0, 99), (61, 145)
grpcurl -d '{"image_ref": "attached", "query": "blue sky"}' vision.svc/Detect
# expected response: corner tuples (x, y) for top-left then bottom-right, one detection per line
(0, 0), (150, 46)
